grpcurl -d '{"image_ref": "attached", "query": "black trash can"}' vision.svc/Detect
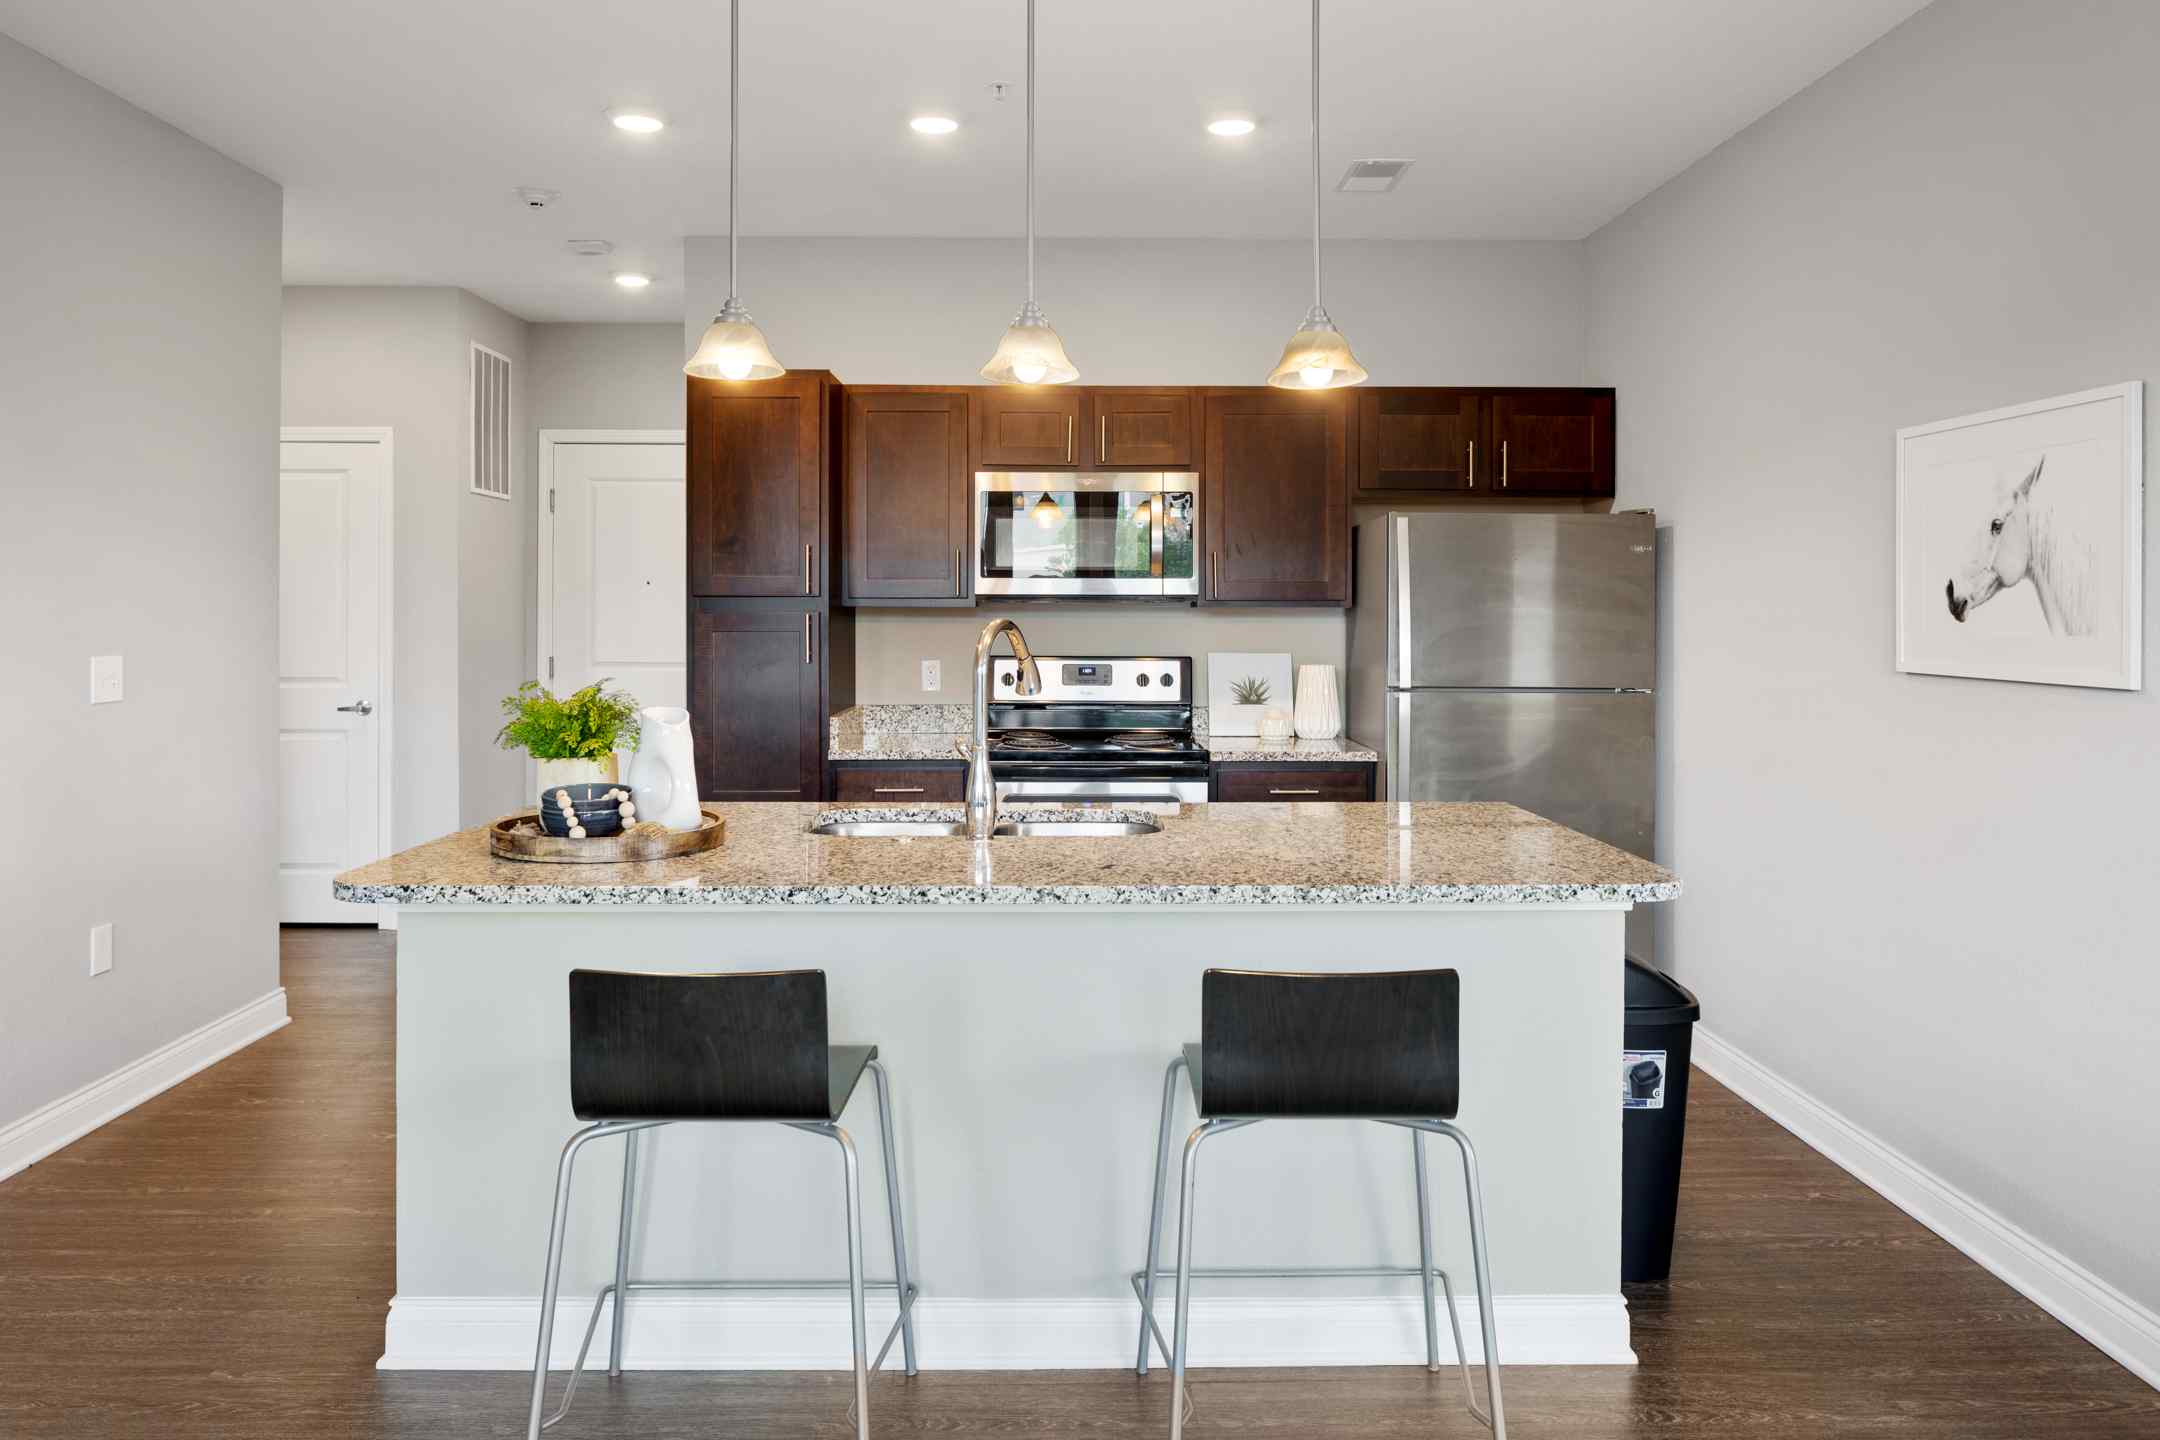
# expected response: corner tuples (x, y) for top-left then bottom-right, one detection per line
(1621, 957), (1701, 1283)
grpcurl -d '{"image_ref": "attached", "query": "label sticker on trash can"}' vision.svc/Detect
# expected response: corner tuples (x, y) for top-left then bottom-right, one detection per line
(1623, 1051), (1667, 1109)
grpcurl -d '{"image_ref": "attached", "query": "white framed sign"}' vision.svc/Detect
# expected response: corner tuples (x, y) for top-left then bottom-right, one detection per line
(1896, 382), (2143, 690)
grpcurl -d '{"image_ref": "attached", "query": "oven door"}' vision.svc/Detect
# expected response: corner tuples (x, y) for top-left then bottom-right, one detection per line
(976, 472), (1199, 597)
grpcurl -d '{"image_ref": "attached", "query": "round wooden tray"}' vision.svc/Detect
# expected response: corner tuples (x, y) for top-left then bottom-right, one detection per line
(488, 808), (726, 864)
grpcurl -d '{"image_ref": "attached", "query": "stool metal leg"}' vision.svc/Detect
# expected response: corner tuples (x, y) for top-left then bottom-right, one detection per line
(1135, 1053), (1188, 1376)
(607, 1127), (639, 1378)
(1412, 1127), (1440, 1372)
(866, 1059), (919, 1377)
(525, 1121), (614, 1440)
(1431, 1119), (1505, 1439)
(828, 1123), (872, 1440)
(1168, 1117), (1254, 1440)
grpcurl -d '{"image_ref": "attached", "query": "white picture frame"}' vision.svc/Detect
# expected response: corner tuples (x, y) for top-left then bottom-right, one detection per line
(1206, 652), (1294, 736)
(1896, 382), (2143, 690)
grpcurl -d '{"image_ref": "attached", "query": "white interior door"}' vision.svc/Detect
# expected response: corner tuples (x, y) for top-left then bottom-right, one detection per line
(547, 440), (687, 766)
(278, 438), (388, 923)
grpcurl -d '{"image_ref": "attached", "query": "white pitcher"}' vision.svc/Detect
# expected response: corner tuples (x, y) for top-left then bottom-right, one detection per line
(627, 707), (702, 832)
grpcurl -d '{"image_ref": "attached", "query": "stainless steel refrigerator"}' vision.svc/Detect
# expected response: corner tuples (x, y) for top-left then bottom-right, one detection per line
(1347, 511), (1658, 955)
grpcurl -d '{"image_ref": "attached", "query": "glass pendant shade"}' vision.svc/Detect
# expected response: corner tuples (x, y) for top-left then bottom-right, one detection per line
(981, 299), (1078, 386)
(685, 298), (785, 381)
(1266, 305), (1369, 390)
(1029, 491), (1064, 528)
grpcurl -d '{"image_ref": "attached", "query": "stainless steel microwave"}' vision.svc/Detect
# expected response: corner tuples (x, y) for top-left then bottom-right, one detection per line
(974, 472), (1199, 597)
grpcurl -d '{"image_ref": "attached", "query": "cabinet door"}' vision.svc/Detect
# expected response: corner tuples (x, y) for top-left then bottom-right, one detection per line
(973, 387), (1082, 468)
(1488, 389), (1615, 497)
(845, 391), (969, 601)
(1203, 389), (1350, 604)
(687, 374), (824, 596)
(691, 607), (821, 801)
(1355, 389), (1484, 495)
(1089, 390), (1194, 468)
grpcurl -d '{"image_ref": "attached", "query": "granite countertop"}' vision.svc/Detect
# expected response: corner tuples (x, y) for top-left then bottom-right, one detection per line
(333, 801), (1678, 909)
(827, 705), (1379, 764)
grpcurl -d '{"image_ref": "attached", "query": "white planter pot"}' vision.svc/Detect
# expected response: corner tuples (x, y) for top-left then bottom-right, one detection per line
(535, 755), (619, 795)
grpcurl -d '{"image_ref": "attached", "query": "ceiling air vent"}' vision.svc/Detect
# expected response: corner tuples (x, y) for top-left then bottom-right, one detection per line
(469, 343), (512, 500)
(1337, 158), (1414, 193)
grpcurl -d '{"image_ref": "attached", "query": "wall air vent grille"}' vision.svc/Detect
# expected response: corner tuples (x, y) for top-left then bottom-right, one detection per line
(1337, 158), (1415, 193)
(469, 343), (512, 500)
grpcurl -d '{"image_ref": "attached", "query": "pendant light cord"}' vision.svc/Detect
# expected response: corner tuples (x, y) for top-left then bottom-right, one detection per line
(729, 0), (740, 300)
(1026, 0), (1037, 304)
(1310, 0), (1322, 310)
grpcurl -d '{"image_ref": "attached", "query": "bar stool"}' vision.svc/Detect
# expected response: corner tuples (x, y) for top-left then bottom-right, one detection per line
(1131, 968), (1505, 1440)
(524, 968), (919, 1440)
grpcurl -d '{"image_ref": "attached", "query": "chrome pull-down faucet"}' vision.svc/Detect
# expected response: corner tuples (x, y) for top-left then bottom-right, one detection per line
(969, 617), (1041, 839)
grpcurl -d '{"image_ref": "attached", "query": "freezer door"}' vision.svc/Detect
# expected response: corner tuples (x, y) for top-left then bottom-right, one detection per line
(1390, 511), (1655, 689)
(1384, 689), (1655, 862)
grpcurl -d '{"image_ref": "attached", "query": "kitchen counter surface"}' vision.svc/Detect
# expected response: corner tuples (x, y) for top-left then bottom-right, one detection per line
(826, 705), (1379, 764)
(1200, 734), (1380, 763)
(334, 800), (1677, 909)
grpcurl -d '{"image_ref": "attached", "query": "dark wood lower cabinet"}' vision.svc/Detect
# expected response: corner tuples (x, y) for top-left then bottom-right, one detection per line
(691, 606), (827, 801)
(1210, 762), (1376, 802)
(828, 760), (968, 803)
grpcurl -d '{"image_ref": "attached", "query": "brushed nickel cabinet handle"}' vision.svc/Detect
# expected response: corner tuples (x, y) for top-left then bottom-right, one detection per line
(803, 612), (813, 665)
(955, 544), (965, 596)
(1066, 414), (1075, 464)
(803, 542), (813, 594)
(873, 786), (926, 795)
(1269, 788), (1322, 796)
(1502, 440), (1509, 490)
(1099, 414), (1108, 459)
(1468, 439), (1476, 488)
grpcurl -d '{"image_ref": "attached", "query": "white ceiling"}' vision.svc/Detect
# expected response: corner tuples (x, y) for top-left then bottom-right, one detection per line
(0, 0), (1929, 322)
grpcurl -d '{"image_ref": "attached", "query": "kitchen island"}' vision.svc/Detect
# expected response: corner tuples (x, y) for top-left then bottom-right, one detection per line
(335, 801), (1676, 1372)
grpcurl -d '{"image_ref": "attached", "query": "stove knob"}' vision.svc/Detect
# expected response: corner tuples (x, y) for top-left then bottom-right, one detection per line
(1001, 673), (1015, 687)
(1160, 672), (1175, 689)
(1136, 673), (1150, 687)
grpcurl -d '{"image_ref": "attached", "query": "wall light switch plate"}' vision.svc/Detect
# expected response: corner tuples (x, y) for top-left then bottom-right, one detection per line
(921, 660), (941, 692)
(89, 923), (113, 976)
(90, 654), (124, 704)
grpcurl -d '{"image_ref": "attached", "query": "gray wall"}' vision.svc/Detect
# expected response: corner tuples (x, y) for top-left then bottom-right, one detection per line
(282, 286), (533, 840)
(0, 35), (282, 1126)
(685, 237), (1592, 707)
(1587, 0), (2160, 1315)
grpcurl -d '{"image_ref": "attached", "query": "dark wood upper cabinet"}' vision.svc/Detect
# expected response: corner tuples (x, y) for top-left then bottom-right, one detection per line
(1355, 389), (1485, 496)
(691, 606), (823, 801)
(687, 373), (827, 596)
(1203, 389), (1350, 605)
(1487, 388), (1615, 497)
(844, 389), (970, 603)
(1087, 389), (1195, 468)
(972, 387), (1082, 469)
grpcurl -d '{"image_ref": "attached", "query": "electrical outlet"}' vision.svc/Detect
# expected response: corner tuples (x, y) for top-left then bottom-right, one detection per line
(921, 660), (941, 692)
(89, 923), (113, 976)
(90, 654), (124, 704)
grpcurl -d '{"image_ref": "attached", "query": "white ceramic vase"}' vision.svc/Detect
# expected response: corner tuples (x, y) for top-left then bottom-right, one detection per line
(1259, 707), (1296, 740)
(1293, 664), (1342, 740)
(627, 706), (702, 832)
(535, 755), (618, 794)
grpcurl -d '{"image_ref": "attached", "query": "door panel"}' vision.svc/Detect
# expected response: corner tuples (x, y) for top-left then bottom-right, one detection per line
(687, 374), (823, 595)
(692, 608), (821, 801)
(550, 441), (687, 747)
(844, 391), (968, 601)
(277, 440), (386, 922)
(1204, 390), (1350, 604)
(1390, 512), (1655, 690)
(1488, 389), (1615, 496)
(1090, 390), (1193, 467)
(973, 388), (1082, 468)
(1384, 691), (1653, 862)
(1356, 389), (1484, 494)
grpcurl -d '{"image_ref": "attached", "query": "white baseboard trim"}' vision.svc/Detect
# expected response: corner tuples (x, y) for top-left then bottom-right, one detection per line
(1692, 1025), (2160, 1392)
(0, 987), (290, 1183)
(379, 1292), (1633, 1371)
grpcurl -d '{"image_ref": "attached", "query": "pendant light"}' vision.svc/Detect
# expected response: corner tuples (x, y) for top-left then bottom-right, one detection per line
(1266, 0), (1367, 390)
(685, 0), (785, 381)
(980, 0), (1079, 386)
(1030, 491), (1064, 528)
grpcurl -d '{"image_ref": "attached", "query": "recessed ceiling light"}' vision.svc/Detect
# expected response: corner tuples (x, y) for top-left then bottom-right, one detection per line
(910, 115), (960, 135)
(609, 108), (666, 135)
(613, 272), (652, 290)
(1207, 117), (1256, 137)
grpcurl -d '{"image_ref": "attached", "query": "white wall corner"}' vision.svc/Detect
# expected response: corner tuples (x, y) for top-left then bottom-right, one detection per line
(1692, 1027), (2160, 1392)
(0, 988), (290, 1183)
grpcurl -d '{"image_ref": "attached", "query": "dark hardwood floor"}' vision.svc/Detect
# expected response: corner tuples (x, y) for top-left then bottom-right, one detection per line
(0, 926), (2151, 1437)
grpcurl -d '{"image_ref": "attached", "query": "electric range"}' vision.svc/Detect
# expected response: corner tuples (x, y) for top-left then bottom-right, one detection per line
(984, 655), (1209, 804)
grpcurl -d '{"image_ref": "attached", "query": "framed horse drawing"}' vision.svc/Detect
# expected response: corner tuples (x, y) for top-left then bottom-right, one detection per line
(1896, 382), (2143, 690)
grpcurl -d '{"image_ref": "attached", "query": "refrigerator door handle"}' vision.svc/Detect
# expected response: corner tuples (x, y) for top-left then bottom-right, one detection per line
(1394, 514), (1414, 688)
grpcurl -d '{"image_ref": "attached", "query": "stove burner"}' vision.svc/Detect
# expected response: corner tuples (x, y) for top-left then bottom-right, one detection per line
(1107, 732), (1179, 751)
(996, 730), (1071, 751)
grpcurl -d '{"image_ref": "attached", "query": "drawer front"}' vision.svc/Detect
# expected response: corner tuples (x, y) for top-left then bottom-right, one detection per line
(830, 763), (968, 803)
(1211, 764), (1374, 802)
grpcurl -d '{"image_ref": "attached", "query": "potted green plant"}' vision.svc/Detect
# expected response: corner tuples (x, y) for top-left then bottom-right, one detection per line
(496, 679), (642, 792)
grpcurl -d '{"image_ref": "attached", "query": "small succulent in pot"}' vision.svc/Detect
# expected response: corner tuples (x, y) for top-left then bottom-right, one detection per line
(498, 678), (642, 793)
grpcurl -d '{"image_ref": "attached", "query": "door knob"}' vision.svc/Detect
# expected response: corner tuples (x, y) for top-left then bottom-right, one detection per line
(337, 700), (374, 716)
